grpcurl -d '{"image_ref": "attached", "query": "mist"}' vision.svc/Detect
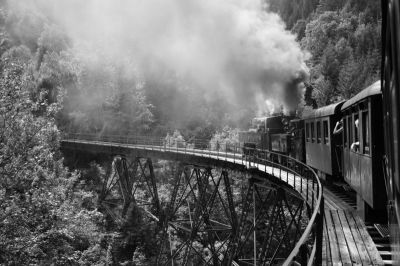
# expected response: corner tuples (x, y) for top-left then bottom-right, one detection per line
(9, 0), (308, 125)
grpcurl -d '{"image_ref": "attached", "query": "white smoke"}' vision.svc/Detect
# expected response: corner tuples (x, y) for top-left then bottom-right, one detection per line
(10, 0), (308, 114)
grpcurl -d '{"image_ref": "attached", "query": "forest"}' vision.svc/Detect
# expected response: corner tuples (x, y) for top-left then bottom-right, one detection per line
(0, 0), (380, 264)
(268, 0), (381, 106)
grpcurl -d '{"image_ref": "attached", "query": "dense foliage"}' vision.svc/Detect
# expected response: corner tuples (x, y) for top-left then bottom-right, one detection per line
(209, 126), (239, 152)
(0, 37), (108, 265)
(268, 0), (381, 106)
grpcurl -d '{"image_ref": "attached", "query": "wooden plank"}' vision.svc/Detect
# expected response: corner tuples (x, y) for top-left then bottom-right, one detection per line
(322, 218), (327, 265)
(330, 210), (352, 265)
(323, 190), (341, 210)
(325, 210), (341, 264)
(324, 210), (335, 266)
(343, 210), (372, 265)
(324, 211), (333, 266)
(323, 189), (353, 210)
(323, 189), (340, 210)
(337, 210), (362, 265)
(352, 214), (384, 265)
(324, 200), (335, 210)
(326, 236), (332, 266)
(322, 211), (328, 266)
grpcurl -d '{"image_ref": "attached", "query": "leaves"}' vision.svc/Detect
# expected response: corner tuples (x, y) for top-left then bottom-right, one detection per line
(300, 1), (380, 106)
(0, 9), (108, 265)
(269, 0), (381, 106)
(209, 126), (239, 151)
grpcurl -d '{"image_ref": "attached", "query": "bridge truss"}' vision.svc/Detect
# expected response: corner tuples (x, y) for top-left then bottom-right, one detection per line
(100, 156), (308, 265)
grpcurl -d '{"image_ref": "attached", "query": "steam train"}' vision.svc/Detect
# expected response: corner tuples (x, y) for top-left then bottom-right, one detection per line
(238, 0), (400, 261)
(240, 81), (386, 218)
(239, 0), (400, 260)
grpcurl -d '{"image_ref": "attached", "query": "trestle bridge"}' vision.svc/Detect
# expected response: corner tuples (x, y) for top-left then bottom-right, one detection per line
(61, 133), (323, 265)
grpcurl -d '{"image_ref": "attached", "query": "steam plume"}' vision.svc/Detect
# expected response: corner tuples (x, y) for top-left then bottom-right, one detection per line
(10, 0), (308, 118)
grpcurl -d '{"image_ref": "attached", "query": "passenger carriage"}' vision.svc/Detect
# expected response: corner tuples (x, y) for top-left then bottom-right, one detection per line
(340, 81), (387, 222)
(302, 101), (344, 181)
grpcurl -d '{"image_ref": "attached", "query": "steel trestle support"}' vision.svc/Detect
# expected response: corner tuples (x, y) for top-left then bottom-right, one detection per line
(97, 156), (309, 265)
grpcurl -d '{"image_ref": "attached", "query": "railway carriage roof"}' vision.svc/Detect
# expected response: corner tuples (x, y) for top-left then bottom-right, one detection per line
(341, 81), (381, 110)
(302, 101), (345, 119)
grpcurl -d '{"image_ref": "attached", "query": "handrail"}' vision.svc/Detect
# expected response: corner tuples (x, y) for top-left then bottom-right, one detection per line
(62, 132), (324, 265)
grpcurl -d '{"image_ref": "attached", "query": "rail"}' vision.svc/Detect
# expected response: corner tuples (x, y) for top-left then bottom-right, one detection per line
(63, 133), (324, 265)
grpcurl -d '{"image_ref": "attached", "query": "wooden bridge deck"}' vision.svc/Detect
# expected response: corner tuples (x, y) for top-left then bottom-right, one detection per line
(322, 201), (384, 265)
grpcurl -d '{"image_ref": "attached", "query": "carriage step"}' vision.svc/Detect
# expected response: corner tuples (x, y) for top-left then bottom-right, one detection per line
(374, 224), (390, 238)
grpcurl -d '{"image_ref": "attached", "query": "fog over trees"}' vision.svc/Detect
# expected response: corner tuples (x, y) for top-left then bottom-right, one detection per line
(0, 0), (380, 264)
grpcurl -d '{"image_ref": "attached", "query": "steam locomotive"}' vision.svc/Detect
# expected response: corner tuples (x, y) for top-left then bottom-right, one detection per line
(238, 115), (292, 151)
(238, 114), (305, 164)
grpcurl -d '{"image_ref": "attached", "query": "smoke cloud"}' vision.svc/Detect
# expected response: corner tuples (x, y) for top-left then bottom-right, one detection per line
(10, 0), (308, 119)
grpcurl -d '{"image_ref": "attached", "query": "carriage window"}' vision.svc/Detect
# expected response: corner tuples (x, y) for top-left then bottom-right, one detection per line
(323, 120), (329, 144)
(362, 111), (370, 154)
(352, 114), (360, 152)
(311, 122), (315, 143)
(348, 116), (352, 148)
(306, 123), (310, 142)
(317, 121), (321, 143)
(343, 117), (347, 147)
(354, 114), (359, 142)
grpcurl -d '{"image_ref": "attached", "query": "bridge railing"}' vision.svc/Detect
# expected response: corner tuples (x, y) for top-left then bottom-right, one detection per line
(63, 133), (323, 265)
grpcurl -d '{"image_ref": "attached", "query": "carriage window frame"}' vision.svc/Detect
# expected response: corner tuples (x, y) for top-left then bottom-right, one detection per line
(343, 115), (347, 148)
(353, 112), (360, 153)
(362, 110), (370, 155)
(348, 116), (353, 149)
(311, 122), (315, 143)
(317, 121), (321, 143)
(306, 122), (310, 142)
(323, 120), (329, 144)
